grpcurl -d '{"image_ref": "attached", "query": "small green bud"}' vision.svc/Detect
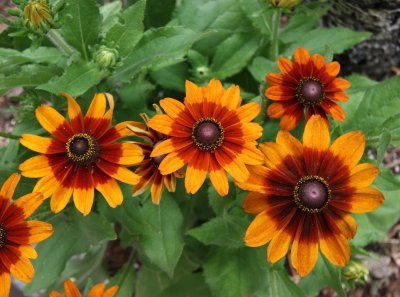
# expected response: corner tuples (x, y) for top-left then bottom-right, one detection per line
(93, 46), (119, 69)
(343, 261), (369, 285)
(269, 0), (301, 8)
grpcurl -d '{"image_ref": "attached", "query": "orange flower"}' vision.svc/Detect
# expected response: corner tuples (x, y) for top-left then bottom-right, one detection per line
(147, 79), (264, 196)
(0, 173), (53, 297)
(19, 93), (144, 216)
(128, 112), (183, 204)
(242, 115), (384, 276)
(266, 47), (350, 131)
(50, 279), (118, 297)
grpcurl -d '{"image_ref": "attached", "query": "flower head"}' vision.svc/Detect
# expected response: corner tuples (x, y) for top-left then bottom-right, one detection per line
(242, 115), (384, 276)
(147, 79), (264, 196)
(128, 112), (183, 204)
(266, 47), (350, 131)
(19, 93), (144, 216)
(0, 173), (53, 297)
(50, 279), (118, 297)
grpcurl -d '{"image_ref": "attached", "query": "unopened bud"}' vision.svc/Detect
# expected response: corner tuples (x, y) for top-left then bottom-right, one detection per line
(270, 0), (301, 8)
(93, 46), (119, 69)
(343, 261), (369, 284)
(23, 0), (53, 34)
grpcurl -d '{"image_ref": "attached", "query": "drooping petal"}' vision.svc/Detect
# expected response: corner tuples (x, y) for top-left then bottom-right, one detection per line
(291, 215), (319, 277)
(150, 172), (164, 204)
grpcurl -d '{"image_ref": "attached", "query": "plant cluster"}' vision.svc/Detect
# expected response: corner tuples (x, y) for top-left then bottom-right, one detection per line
(0, 0), (400, 297)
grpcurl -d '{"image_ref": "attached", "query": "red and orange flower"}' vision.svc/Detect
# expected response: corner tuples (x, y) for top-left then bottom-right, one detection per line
(266, 47), (350, 131)
(19, 93), (144, 216)
(128, 112), (183, 204)
(242, 115), (384, 276)
(0, 173), (53, 297)
(50, 279), (118, 297)
(147, 79), (264, 196)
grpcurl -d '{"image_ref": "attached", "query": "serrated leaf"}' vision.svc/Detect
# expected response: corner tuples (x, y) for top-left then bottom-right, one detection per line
(110, 27), (199, 84)
(283, 27), (371, 56)
(25, 210), (116, 294)
(59, 0), (101, 59)
(341, 76), (400, 140)
(105, 0), (146, 57)
(187, 215), (247, 248)
(210, 32), (260, 79)
(0, 64), (59, 95)
(248, 56), (278, 82)
(123, 194), (185, 277)
(37, 62), (106, 96)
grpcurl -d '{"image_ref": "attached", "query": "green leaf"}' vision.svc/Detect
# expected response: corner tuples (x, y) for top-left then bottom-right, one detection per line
(300, 254), (346, 297)
(37, 62), (106, 96)
(105, 0), (146, 57)
(0, 64), (59, 95)
(0, 47), (63, 74)
(341, 76), (400, 140)
(176, 0), (252, 56)
(283, 28), (371, 56)
(160, 274), (212, 297)
(100, 1), (122, 34)
(187, 215), (247, 248)
(59, 0), (102, 59)
(144, 0), (176, 28)
(25, 210), (116, 294)
(110, 27), (199, 84)
(210, 32), (260, 79)
(248, 56), (278, 82)
(109, 261), (136, 297)
(239, 0), (274, 35)
(150, 62), (188, 92)
(266, 265), (307, 297)
(123, 195), (185, 277)
(135, 265), (172, 297)
(376, 131), (391, 165)
(207, 182), (237, 216)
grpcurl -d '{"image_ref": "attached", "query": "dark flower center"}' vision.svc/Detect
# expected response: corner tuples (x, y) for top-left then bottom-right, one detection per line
(192, 118), (224, 152)
(294, 176), (331, 213)
(152, 140), (167, 166)
(296, 77), (325, 106)
(0, 224), (7, 248)
(66, 133), (99, 165)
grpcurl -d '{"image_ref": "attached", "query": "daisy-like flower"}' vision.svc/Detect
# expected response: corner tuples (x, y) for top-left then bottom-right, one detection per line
(128, 112), (183, 204)
(0, 173), (53, 297)
(19, 93), (144, 216)
(266, 47), (351, 131)
(50, 279), (118, 297)
(147, 79), (264, 196)
(242, 115), (384, 276)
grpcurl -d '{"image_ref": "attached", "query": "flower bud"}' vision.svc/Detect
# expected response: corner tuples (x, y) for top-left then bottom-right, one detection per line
(23, 0), (53, 34)
(93, 46), (119, 69)
(343, 261), (369, 284)
(269, 0), (301, 8)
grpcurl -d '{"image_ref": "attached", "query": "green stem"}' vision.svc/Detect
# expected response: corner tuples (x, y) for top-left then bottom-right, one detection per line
(256, 84), (267, 124)
(270, 8), (281, 61)
(0, 131), (20, 140)
(46, 29), (79, 60)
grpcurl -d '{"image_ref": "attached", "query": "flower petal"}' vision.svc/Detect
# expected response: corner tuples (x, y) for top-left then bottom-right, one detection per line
(7, 221), (53, 244)
(94, 172), (123, 208)
(349, 163), (379, 188)
(321, 100), (345, 122)
(20, 134), (65, 154)
(209, 156), (229, 196)
(64, 279), (82, 297)
(185, 151), (209, 194)
(245, 211), (278, 247)
(100, 143), (144, 166)
(3, 192), (44, 226)
(35, 105), (72, 141)
(0, 173), (20, 201)
(0, 269), (11, 297)
(158, 152), (186, 175)
(243, 192), (268, 214)
(88, 283), (106, 297)
(61, 92), (84, 132)
(329, 131), (365, 169)
(332, 187), (384, 214)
